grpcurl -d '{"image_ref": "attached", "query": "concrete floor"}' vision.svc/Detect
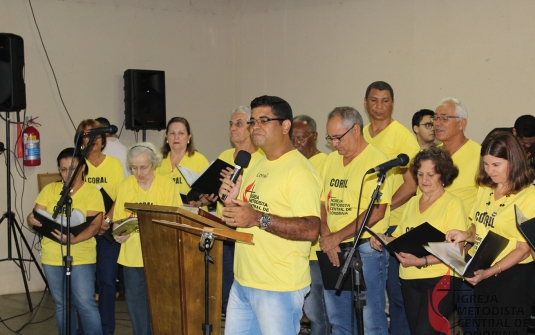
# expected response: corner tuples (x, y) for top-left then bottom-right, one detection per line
(0, 290), (133, 335)
(0, 291), (312, 335)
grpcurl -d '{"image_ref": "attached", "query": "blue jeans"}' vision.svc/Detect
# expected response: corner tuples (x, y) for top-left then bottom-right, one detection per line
(44, 263), (102, 335)
(324, 242), (388, 335)
(77, 236), (121, 335)
(96, 236), (120, 334)
(222, 241), (235, 314)
(385, 226), (411, 335)
(225, 280), (309, 335)
(304, 260), (331, 335)
(124, 267), (152, 335)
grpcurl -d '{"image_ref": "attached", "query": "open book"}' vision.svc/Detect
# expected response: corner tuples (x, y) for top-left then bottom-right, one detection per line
(515, 204), (535, 251)
(32, 209), (100, 243)
(365, 222), (445, 257)
(112, 217), (139, 236)
(424, 230), (509, 278)
(177, 159), (233, 196)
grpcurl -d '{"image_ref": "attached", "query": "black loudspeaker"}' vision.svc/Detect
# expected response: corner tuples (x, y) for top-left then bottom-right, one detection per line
(0, 33), (26, 111)
(124, 69), (166, 130)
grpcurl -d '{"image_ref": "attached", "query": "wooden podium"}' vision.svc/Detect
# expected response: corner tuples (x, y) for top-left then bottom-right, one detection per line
(125, 203), (253, 335)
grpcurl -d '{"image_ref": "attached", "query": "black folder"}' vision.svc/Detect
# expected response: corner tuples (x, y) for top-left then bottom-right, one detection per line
(365, 222), (445, 257)
(515, 204), (535, 251)
(32, 209), (100, 244)
(190, 159), (233, 196)
(316, 251), (363, 291)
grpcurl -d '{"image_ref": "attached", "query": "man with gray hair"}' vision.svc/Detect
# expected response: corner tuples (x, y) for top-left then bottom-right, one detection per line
(434, 98), (480, 215)
(320, 106), (393, 335)
(434, 97), (479, 335)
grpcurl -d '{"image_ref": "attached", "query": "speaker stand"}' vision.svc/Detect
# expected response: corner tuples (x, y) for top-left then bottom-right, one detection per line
(0, 111), (48, 311)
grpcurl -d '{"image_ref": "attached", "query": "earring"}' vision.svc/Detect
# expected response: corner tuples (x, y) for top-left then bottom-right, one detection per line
(187, 140), (190, 144)
(81, 145), (85, 150)
(166, 140), (168, 144)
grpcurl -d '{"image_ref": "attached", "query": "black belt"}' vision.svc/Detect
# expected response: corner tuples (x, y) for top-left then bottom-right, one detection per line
(339, 238), (370, 250)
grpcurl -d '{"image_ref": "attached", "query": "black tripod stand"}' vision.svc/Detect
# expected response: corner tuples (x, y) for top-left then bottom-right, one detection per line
(0, 111), (48, 311)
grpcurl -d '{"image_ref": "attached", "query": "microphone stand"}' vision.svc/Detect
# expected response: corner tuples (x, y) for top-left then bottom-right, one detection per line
(199, 231), (215, 335)
(51, 135), (95, 335)
(335, 171), (386, 335)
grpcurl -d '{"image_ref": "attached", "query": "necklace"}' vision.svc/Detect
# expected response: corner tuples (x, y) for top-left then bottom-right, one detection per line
(484, 191), (510, 217)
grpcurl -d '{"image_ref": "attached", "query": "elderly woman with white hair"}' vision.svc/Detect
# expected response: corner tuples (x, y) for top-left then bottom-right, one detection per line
(113, 142), (181, 335)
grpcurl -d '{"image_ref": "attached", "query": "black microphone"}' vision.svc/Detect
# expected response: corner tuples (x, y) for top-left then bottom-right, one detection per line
(366, 153), (410, 174)
(221, 150), (252, 201)
(83, 125), (118, 135)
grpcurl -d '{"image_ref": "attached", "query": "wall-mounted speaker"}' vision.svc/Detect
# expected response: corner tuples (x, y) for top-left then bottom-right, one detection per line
(0, 33), (26, 112)
(124, 69), (166, 130)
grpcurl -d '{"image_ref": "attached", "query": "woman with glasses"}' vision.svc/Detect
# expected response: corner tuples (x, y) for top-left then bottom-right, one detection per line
(155, 117), (214, 207)
(27, 147), (104, 335)
(370, 147), (467, 334)
(75, 119), (125, 335)
(446, 131), (535, 334)
(113, 142), (180, 335)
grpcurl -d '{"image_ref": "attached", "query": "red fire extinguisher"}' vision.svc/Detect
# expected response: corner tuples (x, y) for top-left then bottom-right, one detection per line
(23, 117), (41, 166)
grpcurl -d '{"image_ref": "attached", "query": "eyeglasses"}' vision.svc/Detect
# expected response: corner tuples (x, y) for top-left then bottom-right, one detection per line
(246, 117), (286, 126)
(291, 133), (313, 144)
(432, 114), (461, 122)
(325, 124), (356, 144)
(59, 166), (78, 174)
(418, 122), (434, 129)
(131, 164), (152, 173)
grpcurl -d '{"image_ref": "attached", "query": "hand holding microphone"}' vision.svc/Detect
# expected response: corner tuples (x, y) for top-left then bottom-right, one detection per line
(221, 150), (252, 201)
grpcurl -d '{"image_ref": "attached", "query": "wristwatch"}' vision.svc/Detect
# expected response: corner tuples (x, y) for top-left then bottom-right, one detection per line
(259, 213), (271, 230)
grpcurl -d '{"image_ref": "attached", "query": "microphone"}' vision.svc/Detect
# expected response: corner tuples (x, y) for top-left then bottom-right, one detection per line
(83, 125), (118, 135)
(366, 153), (410, 174)
(221, 150), (252, 201)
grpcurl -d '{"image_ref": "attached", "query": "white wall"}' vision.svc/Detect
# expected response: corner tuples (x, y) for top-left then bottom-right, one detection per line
(0, 0), (235, 295)
(1, 0), (535, 295)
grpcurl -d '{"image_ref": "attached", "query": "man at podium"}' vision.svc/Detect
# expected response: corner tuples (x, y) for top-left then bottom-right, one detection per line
(219, 95), (322, 335)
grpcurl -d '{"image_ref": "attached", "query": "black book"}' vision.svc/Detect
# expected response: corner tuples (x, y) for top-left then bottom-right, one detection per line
(316, 251), (364, 291)
(32, 209), (100, 244)
(424, 230), (509, 278)
(177, 159), (233, 196)
(515, 204), (535, 251)
(365, 222), (445, 257)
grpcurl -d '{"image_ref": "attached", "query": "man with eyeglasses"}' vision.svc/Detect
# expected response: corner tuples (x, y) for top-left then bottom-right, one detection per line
(411, 109), (436, 149)
(320, 107), (394, 335)
(434, 97), (480, 335)
(362, 81), (418, 335)
(292, 114), (330, 335)
(218, 95), (322, 335)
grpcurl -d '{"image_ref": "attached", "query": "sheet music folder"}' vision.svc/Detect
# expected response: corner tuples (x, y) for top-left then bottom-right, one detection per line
(32, 209), (100, 243)
(515, 204), (535, 251)
(365, 222), (445, 257)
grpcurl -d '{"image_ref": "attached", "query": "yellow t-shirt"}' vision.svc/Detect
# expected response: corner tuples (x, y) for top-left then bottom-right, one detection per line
(115, 174), (181, 267)
(216, 148), (265, 217)
(308, 151), (327, 261)
(321, 145), (394, 240)
(85, 155), (125, 203)
(234, 149), (321, 291)
(155, 151), (209, 195)
(363, 121), (420, 226)
(471, 185), (535, 266)
(36, 182), (105, 266)
(392, 191), (468, 279)
(441, 139), (480, 216)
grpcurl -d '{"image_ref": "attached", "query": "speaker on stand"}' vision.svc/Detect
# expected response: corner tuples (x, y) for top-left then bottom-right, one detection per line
(0, 33), (48, 311)
(124, 69), (166, 141)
